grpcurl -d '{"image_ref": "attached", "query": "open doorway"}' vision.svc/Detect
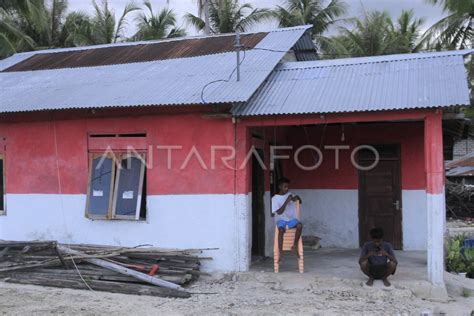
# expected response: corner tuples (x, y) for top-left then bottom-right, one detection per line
(251, 148), (265, 257)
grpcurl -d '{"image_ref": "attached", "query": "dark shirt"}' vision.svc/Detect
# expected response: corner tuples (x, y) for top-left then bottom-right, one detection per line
(360, 241), (396, 266)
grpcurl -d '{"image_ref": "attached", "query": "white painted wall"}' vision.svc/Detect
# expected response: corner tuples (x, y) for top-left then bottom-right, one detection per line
(427, 192), (446, 286)
(0, 193), (251, 272)
(293, 189), (360, 248)
(262, 189), (428, 254)
(402, 190), (427, 250)
(263, 191), (275, 257)
(0, 189), (429, 272)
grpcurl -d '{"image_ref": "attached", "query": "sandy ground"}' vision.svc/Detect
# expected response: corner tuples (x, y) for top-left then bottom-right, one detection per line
(1, 272), (473, 315)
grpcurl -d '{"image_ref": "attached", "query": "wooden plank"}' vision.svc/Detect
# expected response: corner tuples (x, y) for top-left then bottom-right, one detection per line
(4, 276), (190, 298)
(57, 246), (186, 292)
(7, 271), (187, 285)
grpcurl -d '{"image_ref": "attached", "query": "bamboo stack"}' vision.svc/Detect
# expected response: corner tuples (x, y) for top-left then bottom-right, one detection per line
(446, 180), (474, 219)
(0, 240), (211, 298)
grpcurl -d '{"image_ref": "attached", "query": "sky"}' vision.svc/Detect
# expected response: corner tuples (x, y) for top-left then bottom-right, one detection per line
(68, 0), (447, 37)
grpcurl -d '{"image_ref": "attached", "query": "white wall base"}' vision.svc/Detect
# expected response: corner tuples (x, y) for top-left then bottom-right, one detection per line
(262, 189), (428, 253)
(0, 189), (433, 272)
(292, 189), (359, 248)
(263, 191), (275, 257)
(0, 193), (251, 272)
(427, 192), (446, 286)
(402, 190), (427, 250)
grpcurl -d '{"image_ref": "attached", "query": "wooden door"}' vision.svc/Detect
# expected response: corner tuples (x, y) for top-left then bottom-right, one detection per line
(358, 145), (403, 249)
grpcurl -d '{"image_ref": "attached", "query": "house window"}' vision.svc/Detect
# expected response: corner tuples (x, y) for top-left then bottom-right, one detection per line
(0, 137), (5, 215)
(112, 154), (146, 220)
(86, 133), (147, 220)
(0, 154), (5, 215)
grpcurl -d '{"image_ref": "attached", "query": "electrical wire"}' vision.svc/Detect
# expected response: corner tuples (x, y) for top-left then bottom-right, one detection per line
(302, 121), (328, 166)
(319, 123), (328, 150)
(201, 42), (461, 103)
(53, 120), (95, 292)
(200, 48), (246, 104)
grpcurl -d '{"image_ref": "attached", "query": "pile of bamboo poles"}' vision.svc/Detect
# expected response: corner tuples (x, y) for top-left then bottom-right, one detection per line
(0, 240), (210, 298)
(446, 180), (474, 219)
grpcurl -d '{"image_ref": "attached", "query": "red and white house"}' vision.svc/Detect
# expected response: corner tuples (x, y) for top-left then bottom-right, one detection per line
(0, 25), (472, 289)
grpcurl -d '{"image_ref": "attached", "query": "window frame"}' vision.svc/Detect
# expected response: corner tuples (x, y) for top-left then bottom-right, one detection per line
(85, 152), (117, 220)
(0, 153), (5, 216)
(111, 152), (146, 221)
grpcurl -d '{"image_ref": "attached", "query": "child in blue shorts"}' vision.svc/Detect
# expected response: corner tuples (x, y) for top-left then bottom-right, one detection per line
(272, 177), (303, 258)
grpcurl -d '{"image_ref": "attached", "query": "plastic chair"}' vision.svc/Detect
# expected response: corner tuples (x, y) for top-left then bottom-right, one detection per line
(273, 201), (304, 273)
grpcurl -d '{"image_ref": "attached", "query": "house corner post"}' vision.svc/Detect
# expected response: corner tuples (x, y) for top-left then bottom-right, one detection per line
(424, 110), (446, 286)
(234, 121), (251, 271)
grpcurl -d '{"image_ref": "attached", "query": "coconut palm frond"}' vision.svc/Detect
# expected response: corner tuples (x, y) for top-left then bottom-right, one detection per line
(114, 1), (140, 43)
(184, 12), (206, 32)
(134, 2), (185, 41)
(236, 8), (273, 32)
(185, 0), (270, 34)
(0, 32), (16, 58)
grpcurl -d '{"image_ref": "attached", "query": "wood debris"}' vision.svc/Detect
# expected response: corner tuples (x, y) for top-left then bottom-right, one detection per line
(0, 240), (211, 298)
(446, 180), (474, 220)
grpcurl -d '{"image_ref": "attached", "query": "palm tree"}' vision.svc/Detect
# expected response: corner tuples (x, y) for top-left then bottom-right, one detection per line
(59, 10), (95, 47)
(194, 0), (211, 34)
(423, 0), (473, 50)
(385, 9), (425, 54)
(87, 0), (141, 44)
(0, 0), (71, 58)
(185, 0), (273, 34)
(0, 0), (17, 10)
(0, 0), (141, 59)
(324, 10), (425, 58)
(272, 0), (347, 37)
(133, 1), (185, 41)
(334, 11), (393, 57)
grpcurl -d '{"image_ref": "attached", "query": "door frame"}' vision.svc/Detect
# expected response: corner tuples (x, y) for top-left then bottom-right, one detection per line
(358, 144), (403, 249)
(251, 139), (266, 257)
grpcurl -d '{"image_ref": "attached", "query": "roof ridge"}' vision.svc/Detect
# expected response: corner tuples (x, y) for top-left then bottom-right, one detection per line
(278, 49), (473, 71)
(8, 26), (312, 58)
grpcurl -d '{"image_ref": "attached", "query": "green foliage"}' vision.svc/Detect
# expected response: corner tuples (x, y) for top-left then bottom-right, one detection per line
(185, 0), (273, 34)
(446, 236), (467, 273)
(463, 247), (474, 278)
(422, 0), (473, 50)
(272, 0), (347, 35)
(271, 0), (347, 54)
(86, 0), (140, 44)
(445, 235), (474, 278)
(0, 0), (469, 63)
(133, 1), (185, 41)
(323, 9), (425, 58)
(462, 287), (471, 297)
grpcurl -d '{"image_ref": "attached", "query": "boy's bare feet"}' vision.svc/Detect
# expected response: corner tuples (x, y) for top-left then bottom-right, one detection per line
(382, 278), (391, 287)
(366, 277), (374, 286)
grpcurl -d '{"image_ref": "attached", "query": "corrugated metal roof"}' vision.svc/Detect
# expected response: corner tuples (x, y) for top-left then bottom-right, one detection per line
(292, 32), (318, 61)
(447, 151), (474, 168)
(232, 49), (474, 116)
(3, 32), (267, 72)
(0, 26), (311, 113)
(446, 166), (474, 177)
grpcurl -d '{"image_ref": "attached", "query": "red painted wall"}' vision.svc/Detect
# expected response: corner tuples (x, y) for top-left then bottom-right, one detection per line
(252, 122), (425, 191)
(0, 112), (237, 195)
(0, 109), (427, 196)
